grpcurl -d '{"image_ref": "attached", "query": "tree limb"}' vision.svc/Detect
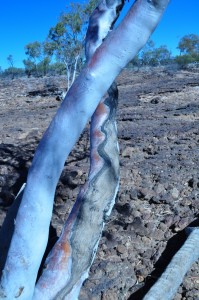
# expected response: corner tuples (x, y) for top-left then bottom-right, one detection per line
(33, 83), (119, 300)
(0, 1), (170, 299)
(143, 227), (199, 300)
(34, 1), (124, 297)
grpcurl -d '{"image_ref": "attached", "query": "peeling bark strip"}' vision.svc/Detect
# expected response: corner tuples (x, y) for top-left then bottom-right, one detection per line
(85, 0), (125, 60)
(143, 228), (199, 300)
(0, 1), (170, 299)
(34, 84), (119, 300)
(27, 4), (124, 297)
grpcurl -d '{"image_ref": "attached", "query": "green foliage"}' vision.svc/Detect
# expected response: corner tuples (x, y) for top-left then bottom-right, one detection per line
(7, 55), (14, 68)
(37, 57), (51, 76)
(24, 42), (42, 76)
(142, 39), (155, 52)
(43, 41), (57, 57)
(177, 34), (199, 55)
(176, 34), (199, 68)
(23, 59), (36, 77)
(130, 54), (142, 68)
(49, 62), (66, 75)
(21, 0), (97, 80)
(2, 54), (24, 78)
(175, 54), (194, 68)
(154, 45), (171, 65)
(14, 3), (199, 77)
(46, 0), (97, 86)
(47, 3), (87, 56)
(141, 43), (171, 66)
(7, 55), (15, 78)
(130, 40), (172, 67)
(25, 42), (42, 61)
(175, 53), (199, 68)
(2, 67), (24, 79)
(24, 41), (52, 77)
(82, 0), (97, 16)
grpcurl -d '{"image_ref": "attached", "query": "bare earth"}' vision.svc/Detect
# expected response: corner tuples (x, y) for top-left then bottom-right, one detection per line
(0, 67), (199, 299)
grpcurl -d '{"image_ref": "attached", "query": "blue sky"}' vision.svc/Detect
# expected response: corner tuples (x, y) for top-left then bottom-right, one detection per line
(0, 0), (198, 70)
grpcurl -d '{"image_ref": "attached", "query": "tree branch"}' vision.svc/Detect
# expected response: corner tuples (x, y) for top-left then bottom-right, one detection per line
(34, 1), (124, 297)
(33, 83), (119, 300)
(143, 228), (199, 300)
(0, 1), (170, 299)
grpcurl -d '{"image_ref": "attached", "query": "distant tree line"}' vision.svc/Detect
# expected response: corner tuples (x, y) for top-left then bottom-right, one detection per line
(0, 0), (199, 82)
(129, 33), (199, 69)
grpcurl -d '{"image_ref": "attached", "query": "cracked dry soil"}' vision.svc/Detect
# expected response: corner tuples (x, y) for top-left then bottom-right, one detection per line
(0, 67), (199, 299)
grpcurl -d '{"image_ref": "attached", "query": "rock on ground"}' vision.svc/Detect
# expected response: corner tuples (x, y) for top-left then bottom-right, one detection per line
(0, 67), (199, 299)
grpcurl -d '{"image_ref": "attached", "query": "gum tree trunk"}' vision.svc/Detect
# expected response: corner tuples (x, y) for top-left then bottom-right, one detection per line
(0, 1), (170, 299)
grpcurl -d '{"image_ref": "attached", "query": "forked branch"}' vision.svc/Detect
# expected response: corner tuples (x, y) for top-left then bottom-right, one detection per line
(0, 1), (170, 299)
(34, 1), (124, 297)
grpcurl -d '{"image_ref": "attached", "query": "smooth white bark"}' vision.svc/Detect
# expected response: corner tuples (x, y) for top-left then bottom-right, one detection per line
(143, 228), (199, 300)
(0, 1), (170, 299)
(34, 2), (123, 297)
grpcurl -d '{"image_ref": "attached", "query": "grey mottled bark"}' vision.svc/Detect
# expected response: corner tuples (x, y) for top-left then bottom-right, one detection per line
(34, 84), (119, 300)
(34, 0), (124, 296)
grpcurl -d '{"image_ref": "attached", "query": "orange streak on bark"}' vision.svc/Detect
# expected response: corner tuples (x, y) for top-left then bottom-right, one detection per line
(92, 152), (101, 163)
(45, 239), (71, 271)
(95, 102), (107, 117)
(93, 129), (104, 140)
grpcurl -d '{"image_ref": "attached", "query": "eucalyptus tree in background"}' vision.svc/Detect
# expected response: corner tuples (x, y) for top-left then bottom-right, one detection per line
(44, 0), (97, 89)
(140, 40), (171, 66)
(176, 33), (199, 68)
(37, 56), (51, 76)
(7, 55), (15, 79)
(23, 41), (51, 77)
(23, 0), (96, 80)
(5, 55), (24, 79)
(177, 33), (199, 55)
(23, 58), (36, 77)
(7, 55), (14, 69)
(130, 39), (171, 68)
(24, 41), (42, 76)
